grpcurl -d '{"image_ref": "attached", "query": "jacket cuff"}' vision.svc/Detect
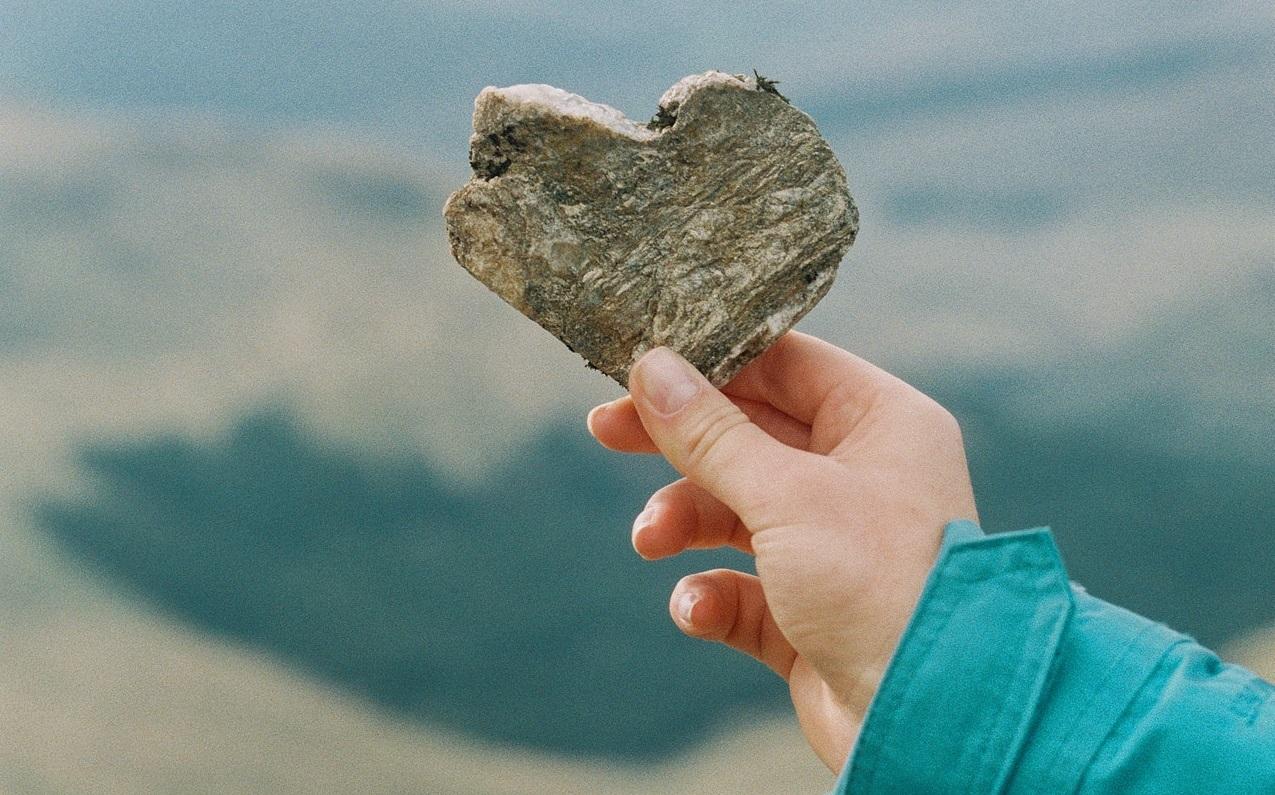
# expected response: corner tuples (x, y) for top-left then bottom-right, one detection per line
(838, 521), (1073, 793)
(836, 520), (1187, 794)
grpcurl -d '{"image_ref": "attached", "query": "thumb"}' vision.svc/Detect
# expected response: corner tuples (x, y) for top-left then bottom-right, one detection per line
(629, 347), (812, 527)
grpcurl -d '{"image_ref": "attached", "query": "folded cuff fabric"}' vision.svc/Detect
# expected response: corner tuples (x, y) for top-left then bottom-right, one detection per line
(834, 521), (1275, 794)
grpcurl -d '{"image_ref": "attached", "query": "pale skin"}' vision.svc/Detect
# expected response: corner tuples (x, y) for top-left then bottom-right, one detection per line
(586, 332), (979, 772)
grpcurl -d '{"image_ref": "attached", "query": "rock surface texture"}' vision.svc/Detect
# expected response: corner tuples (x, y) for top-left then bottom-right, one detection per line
(443, 70), (858, 387)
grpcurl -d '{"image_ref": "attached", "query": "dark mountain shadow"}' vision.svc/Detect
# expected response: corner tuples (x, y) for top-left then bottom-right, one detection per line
(940, 377), (1275, 647)
(932, 270), (1275, 647)
(36, 324), (1275, 758)
(36, 408), (784, 760)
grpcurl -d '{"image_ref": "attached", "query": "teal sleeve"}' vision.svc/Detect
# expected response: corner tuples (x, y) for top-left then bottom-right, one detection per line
(833, 521), (1275, 794)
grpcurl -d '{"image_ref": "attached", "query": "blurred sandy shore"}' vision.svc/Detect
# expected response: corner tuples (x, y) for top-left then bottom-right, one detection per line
(0, 578), (830, 794)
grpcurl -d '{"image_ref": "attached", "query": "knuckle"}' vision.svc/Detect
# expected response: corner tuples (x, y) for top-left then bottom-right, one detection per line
(680, 404), (750, 473)
(910, 391), (961, 438)
(926, 396), (957, 426)
(946, 410), (965, 443)
(932, 401), (963, 441)
(825, 381), (870, 426)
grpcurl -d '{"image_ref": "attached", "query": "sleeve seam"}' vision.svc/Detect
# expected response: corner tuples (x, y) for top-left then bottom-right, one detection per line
(978, 597), (1072, 792)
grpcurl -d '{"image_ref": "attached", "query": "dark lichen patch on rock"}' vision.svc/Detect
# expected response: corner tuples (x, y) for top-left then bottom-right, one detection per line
(647, 104), (678, 132)
(443, 70), (858, 387)
(752, 69), (789, 103)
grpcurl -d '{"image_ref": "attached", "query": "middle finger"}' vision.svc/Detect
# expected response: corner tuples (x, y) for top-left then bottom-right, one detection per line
(632, 477), (753, 559)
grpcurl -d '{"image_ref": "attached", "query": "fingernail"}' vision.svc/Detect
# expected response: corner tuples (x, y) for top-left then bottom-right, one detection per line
(677, 591), (699, 627)
(635, 348), (700, 416)
(585, 404), (606, 434)
(632, 506), (657, 547)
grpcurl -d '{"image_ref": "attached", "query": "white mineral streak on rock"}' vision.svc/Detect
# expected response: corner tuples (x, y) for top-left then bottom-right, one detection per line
(444, 70), (858, 387)
(656, 70), (755, 111)
(481, 84), (657, 141)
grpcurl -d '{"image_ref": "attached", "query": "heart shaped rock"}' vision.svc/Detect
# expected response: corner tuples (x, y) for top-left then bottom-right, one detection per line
(443, 70), (858, 387)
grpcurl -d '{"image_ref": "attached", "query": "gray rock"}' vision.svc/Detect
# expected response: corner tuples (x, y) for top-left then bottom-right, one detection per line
(443, 70), (858, 387)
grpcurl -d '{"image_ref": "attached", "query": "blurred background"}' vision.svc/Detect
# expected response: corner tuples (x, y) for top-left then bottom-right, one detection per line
(2, 2), (1273, 792)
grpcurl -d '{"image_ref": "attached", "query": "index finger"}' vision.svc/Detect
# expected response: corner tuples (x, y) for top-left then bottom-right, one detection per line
(723, 331), (899, 427)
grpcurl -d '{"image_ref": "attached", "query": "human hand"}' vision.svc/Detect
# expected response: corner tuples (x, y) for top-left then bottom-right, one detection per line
(586, 332), (978, 771)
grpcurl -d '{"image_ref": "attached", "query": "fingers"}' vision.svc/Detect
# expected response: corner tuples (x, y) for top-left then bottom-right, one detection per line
(627, 346), (826, 528)
(588, 394), (811, 454)
(632, 478), (752, 559)
(670, 569), (797, 679)
(591, 333), (900, 461)
(724, 331), (900, 429)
